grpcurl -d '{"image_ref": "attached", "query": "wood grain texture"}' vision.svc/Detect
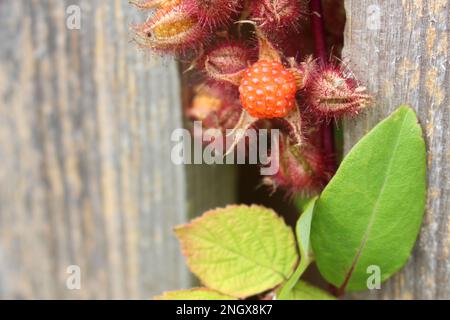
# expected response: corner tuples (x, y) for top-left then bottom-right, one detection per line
(0, 0), (235, 299)
(343, 0), (449, 299)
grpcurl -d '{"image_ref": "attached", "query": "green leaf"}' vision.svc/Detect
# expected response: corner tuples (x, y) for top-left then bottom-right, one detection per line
(278, 197), (316, 299)
(295, 196), (311, 211)
(311, 106), (426, 292)
(175, 205), (298, 298)
(281, 281), (335, 300)
(296, 197), (316, 266)
(155, 288), (237, 300)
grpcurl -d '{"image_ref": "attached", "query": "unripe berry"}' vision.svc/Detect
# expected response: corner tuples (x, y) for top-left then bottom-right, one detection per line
(188, 85), (241, 132)
(133, 4), (209, 54)
(184, 0), (244, 29)
(250, 0), (306, 34)
(262, 135), (332, 196)
(202, 41), (254, 83)
(239, 60), (297, 119)
(304, 64), (372, 118)
(189, 87), (222, 121)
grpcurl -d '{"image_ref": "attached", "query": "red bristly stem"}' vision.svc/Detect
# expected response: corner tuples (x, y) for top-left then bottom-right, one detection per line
(309, 0), (337, 173)
(310, 0), (328, 64)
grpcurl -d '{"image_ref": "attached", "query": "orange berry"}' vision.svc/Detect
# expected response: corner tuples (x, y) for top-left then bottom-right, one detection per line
(239, 60), (297, 119)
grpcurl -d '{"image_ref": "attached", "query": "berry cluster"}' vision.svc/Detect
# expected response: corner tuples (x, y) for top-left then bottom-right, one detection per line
(131, 0), (372, 196)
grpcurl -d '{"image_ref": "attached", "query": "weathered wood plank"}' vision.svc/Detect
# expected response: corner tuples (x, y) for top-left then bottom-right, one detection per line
(0, 0), (236, 299)
(343, 0), (449, 299)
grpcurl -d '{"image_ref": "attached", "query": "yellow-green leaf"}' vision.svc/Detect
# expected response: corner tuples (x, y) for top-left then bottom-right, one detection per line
(281, 281), (335, 300)
(175, 205), (298, 298)
(155, 288), (237, 300)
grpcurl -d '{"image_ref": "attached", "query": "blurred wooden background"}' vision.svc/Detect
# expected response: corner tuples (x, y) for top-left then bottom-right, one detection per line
(0, 0), (235, 299)
(0, 0), (448, 299)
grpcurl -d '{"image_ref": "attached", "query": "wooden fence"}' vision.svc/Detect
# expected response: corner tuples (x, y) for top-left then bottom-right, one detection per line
(0, 0), (235, 299)
(344, 0), (449, 299)
(0, 0), (448, 299)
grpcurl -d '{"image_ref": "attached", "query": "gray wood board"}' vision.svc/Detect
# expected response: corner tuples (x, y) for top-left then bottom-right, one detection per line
(343, 0), (449, 299)
(0, 0), (236, 299)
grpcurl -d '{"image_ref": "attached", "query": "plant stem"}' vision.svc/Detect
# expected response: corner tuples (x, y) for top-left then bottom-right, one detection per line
(277, 258), (311, 299)
(309, 0), (337, 173)
(310, 0), (328, 65)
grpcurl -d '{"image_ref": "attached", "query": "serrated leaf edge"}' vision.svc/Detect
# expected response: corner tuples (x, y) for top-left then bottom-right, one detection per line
(174, 204), (299, 298)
